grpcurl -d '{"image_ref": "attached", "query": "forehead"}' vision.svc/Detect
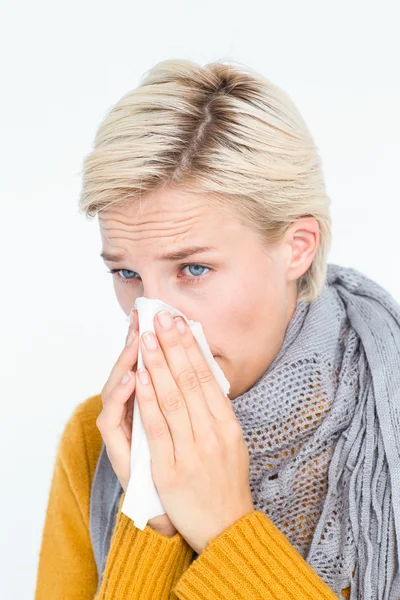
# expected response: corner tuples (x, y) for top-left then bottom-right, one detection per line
(98, 188), (244, 242)
(99, 188), (219, 225)
(97, 189), (254, 264)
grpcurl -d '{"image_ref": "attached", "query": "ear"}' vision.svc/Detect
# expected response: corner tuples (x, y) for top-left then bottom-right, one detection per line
(285, 217), (320, 282)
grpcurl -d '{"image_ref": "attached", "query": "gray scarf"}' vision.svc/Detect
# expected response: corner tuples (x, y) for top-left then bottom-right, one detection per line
(90, 262), (400, 599)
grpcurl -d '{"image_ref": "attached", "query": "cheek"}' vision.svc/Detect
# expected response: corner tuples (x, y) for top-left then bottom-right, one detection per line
(114, 285), (138, 317)
(201, 296), (260, 356)
(216, 280), (287, 352)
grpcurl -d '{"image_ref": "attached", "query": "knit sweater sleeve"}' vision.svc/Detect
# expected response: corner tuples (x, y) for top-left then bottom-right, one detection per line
(173, 510), (345, 599)
(34, 397), (194, 600)
(94, 494), (194, 598)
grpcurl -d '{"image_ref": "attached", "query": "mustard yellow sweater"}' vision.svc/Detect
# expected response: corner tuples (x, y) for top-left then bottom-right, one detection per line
(35, 393), (350, 599)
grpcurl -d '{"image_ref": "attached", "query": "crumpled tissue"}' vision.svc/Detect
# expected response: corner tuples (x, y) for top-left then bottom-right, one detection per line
(121, 297), (231, 529)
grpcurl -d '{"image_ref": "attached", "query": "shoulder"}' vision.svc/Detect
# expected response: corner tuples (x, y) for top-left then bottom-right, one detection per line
(57, 393), (104, 498)
(69, 392), (103, 447)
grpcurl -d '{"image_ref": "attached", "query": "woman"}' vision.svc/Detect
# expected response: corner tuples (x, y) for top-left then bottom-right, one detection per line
(35, 59), (400, 599)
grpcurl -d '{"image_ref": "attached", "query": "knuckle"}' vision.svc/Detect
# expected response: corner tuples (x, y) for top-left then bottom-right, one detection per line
(101, 387), (116, 408)
(149, 420), (170, 440)
(176, 368), (199, 391)
(195, 365), (214, 385)
(224, 420), (243, 441)
(159, 390), (184, 413)
(125, 327), (138, 345)
(96, 412), (106, 432)
(100, 386), (108, 403)
(167, 334), (181, 349)
(148, 353), (164, 368)
(200, 433), (220, 455)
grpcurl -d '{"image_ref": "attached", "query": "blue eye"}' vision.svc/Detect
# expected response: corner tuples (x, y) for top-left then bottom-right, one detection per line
(106, 263), (211, 285)
(182, 264), (209, 277)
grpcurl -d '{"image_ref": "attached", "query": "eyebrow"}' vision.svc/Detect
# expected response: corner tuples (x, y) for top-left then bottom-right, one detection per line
(100, 245), (218, 263)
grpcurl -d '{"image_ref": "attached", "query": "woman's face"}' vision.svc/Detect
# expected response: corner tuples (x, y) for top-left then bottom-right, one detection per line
(99, 187), (318, 400)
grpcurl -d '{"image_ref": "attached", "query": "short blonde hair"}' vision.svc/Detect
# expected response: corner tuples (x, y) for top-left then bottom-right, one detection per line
(78, 59), (332, 303)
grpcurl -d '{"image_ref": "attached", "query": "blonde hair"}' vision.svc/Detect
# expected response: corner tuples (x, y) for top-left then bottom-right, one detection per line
(78, 59), (332, 303)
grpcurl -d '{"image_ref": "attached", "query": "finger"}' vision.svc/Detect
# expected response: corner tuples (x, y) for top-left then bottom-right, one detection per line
(100, 368), (136, 431)
(97, 368), (136, 490)
(173, 316), (235, 423)
(138, 327), (196, 459)
(151, 312), (215, 444)
(121, 390), (135, 440)
(102, 309), (139, 402)
(135, 367), (176, 472)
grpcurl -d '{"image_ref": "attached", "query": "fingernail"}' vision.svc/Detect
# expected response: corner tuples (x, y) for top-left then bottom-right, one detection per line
(157, 310), (173, 329)
(175, 317), (186, 334)
(121, 370), (132, 384)
(143, 331), (158, 350)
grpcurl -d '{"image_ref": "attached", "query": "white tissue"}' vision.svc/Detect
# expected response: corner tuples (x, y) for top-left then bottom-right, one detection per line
(121, 297), (231, 529)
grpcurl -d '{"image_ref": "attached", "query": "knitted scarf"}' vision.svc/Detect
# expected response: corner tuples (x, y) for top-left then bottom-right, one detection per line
(90, 262), (400, 599)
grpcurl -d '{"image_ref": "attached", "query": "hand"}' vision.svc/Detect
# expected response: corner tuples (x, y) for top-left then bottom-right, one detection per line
(134, 310), (255, 555)
(96, 309), (177, 538)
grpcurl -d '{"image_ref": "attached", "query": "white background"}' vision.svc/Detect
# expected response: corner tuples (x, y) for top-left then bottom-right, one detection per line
(1, 0), (399, 597)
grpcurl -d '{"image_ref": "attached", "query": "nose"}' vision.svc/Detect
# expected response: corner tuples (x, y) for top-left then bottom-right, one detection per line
(139, 286), (187, 319)
(139, 282), (170, 304)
